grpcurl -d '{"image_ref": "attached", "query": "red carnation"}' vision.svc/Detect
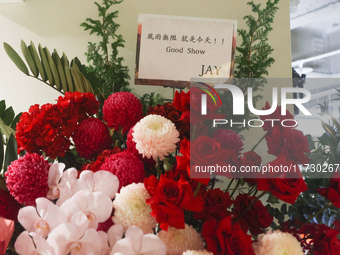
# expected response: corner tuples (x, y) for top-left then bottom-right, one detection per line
(16, 92), (99, 159)
(0, 189), (22, 221)
(5, 153), (50, 206)
(103, 92), (143, 134)
(212, 129), (244, 155)
(73, 118), (112, 160)
(100, 150), (145, 190)
(82, 147), (122, 172)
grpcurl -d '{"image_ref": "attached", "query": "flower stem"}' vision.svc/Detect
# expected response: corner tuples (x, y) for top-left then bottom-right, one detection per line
(230, 179), (241, 198)
(251, 133), (266, 151)
(225, 178), (235, 193)
(305, 202), (333, 223)
(194, 182), (202, 196)
(155, 158), (162, 179)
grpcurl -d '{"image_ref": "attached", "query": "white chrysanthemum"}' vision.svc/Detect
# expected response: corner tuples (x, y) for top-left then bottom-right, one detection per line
(182, 250), (213, 255)
(158, 224), (205, 255)
(113, 183), (156, 233)
(252, 230), (304, 255)
(132, 114), (180, 160)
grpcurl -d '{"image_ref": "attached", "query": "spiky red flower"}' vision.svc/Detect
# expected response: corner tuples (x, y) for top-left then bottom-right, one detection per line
(103, 92), (143, 134)
(73, 118), (112, 160)
(100, 151), (145, 190)
(5, 153), (50, 206)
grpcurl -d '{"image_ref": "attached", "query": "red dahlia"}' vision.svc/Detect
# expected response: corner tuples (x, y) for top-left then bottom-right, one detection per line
(103, 92), (143, 134)
(100, 150), (145, 190)
(5, 153), (50, 206)
(73, 118), (112, 160)
(212, 129), (244, 155)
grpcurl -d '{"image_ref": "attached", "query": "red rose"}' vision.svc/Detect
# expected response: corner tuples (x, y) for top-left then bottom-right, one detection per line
(176, 138), (212, 185)
(173, 90), (190, 112)
(317, 172), (340, 208)
(202, 216), (255, 255)
(144, 174), (204, 230)
(195, 189), (233, 220)
(233, 194), (273, 235)
(313, 227), (340, 255)
(257, 154), (308, 204)
(265, 125), (283, 156)
(283, 128), (310, 164)
(190, 136), (231, 165)
(260, 102), (295, 132)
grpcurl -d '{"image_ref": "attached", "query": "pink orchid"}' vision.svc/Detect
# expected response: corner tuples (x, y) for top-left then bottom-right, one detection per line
(60, 190), (112, 229)
(111, 226), (166, 255)
(47, 163), (79, 206)
(15, 231), (54, 255)
(47, 213), (102, 255)
(18, 197), (68, 238)
(77, 170), (119, 199)
(0, 217), (14, 255)
(98, 224), (124, 255)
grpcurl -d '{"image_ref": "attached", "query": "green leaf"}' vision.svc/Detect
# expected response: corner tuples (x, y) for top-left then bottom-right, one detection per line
(3, 42), (29, 75)
(21, 40), (39, 77)
(29, 41), (46, 81)
(11, 112), (22, 130)
(0, 100), (6, 117)
(0, 135), (4, 171)
(38, 44), (54, 85)
(2, 107), (15, 126)
(4, 134), (17, 173)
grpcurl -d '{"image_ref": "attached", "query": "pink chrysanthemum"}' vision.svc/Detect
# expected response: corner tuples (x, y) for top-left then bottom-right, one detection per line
(103, 92), (143, 134)
(158, 224), (204, 255)
(113, 183), (156, 233)
(5, 153), (50, 206)
(100, 151), (145, 190)
(212, 129), (244, 155)
(183, 251), (213, 255)
(73, 118), (112, 159)
(252, 230), (304, 255)
(132, 115), (180, 160)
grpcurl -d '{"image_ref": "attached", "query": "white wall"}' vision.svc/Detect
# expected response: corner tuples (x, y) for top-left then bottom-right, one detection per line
(0, 0), (291, 116)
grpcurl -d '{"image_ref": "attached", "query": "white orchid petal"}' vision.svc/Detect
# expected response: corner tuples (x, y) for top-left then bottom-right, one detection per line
(17, 206), (40, 233)
(79, 228), (102, 255)
(90, 192), (113, 223)
(107, 224), (123, 248)
(79, 170), (96, 192)
(69, 213), (90, 238)
(48, 163), (65, 187)
(140, 234), (166, 255)
(111, 238), (136, 255)
(36, 198), (68, 231)
(125, 226), (144, 253)
(31, 233), (55, 255)
(98, 231), (110, 254)
(47, 223), (76, 255)
(93, 171), (119, 199)
(15, 231), (36, 254)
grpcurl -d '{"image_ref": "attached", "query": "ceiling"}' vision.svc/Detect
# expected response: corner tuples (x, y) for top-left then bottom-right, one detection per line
(290, 0), (340, 76)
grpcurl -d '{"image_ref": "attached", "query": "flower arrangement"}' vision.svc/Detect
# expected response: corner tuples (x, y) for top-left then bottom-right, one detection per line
(0, 88), (340, 255)
(1, 0), (340, 254)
